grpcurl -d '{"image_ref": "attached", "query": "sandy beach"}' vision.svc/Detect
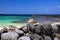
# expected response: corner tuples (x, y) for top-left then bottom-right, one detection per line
(0, 23), (26, 30)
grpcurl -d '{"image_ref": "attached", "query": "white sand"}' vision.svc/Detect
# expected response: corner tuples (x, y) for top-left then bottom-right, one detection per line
(0, 23), (27, 30)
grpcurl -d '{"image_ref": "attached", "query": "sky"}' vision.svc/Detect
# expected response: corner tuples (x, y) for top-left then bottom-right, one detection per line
(0, 0), (60, 14)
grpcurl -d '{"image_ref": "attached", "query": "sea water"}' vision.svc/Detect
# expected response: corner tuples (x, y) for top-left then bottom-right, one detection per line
(0, 16), (32, 28)
(0, 15), (60, 28)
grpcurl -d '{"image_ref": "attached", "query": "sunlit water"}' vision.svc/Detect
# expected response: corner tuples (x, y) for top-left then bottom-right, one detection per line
(0, 16), (60, 29)
(0, 16), (32, 28)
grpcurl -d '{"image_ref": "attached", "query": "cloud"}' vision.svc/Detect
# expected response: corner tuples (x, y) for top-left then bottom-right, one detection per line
(56, 6), (60, 8)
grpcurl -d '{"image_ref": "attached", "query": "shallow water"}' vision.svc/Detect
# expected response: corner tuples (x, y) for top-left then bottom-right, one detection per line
(0, 16), (32, 28)
(0, 16), (60, 28)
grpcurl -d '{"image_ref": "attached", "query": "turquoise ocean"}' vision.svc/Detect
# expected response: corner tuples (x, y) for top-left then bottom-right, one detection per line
(0, 15), (60, 28)
(0, 16), (32, 28)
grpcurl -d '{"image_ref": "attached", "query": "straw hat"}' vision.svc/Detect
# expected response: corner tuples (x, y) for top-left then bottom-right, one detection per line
(27, 19), (36, 23)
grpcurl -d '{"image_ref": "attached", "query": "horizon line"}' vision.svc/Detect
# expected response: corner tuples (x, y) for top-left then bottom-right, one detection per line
(0, 14), (60, 16)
